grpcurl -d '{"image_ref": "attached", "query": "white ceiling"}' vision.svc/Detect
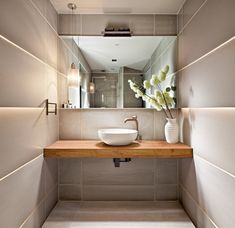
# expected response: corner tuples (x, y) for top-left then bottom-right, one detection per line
(74, 36), (163, 72)
(50, 0), (185, 14)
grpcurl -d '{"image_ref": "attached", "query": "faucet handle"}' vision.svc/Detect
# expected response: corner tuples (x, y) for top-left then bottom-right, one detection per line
(132, 115), (137, 119)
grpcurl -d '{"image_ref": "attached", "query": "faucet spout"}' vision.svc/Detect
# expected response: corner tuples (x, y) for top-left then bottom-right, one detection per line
(124, 115), (139, 140)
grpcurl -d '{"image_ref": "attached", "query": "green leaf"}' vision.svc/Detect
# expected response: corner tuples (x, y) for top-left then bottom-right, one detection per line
(171, 86), (177, 91)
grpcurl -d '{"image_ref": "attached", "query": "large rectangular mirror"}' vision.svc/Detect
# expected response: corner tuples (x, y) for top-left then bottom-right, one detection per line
(61, 36), (177, 108)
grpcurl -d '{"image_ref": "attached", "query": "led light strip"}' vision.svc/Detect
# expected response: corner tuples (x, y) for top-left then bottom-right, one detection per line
(0, 154), (43, 182)
(177, 36), (235, 74)
(180, 184), (219, 228)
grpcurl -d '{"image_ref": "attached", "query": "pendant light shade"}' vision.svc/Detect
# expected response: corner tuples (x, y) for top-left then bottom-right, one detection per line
(67, 3), (80, 88)
(68, 63), (80, 88)
(89, 82), (95, 94)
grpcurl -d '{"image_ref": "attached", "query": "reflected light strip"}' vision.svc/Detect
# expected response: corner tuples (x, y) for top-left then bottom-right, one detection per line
(0, 35), (62, 75)
(194, 154), (235, 179)
(0, 35), (46, 66)
(0, 154), (43, 182)
(177, 36), (235, 73)
(181, 107), (235, 110)
(180, 184), (219, 228)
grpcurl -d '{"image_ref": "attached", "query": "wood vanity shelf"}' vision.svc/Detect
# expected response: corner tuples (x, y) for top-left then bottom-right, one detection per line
(44, 140), (193, 158)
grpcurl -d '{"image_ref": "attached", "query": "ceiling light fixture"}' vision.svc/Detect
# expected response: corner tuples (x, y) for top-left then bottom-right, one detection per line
(67, 2), (80, 88)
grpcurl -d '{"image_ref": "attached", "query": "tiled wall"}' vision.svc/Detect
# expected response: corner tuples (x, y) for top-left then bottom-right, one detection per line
(58, 14), (177, 36)
(0, 0), (61, 226)
(58, 109), (179, 201)
(177, 0), (235, 227)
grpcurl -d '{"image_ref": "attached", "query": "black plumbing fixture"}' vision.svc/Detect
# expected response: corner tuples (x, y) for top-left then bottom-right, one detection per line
(113, 158), (131, 167)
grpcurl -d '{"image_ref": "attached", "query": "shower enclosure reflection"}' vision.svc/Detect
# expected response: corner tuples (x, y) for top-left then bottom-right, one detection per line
(61, 36), (177, 108)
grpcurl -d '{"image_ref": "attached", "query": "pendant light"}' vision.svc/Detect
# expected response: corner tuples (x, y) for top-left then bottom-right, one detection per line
(89, 82), (95, 94)
(67, 3), (80, 88)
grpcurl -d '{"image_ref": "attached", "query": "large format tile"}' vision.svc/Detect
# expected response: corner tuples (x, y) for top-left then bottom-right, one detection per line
(59, 184), (82, 201)
(22, 185), (58, 228)
(0, 37), (46, 107)
(59, 159), (82, 184)
(181, 0), (206, 29)
(0, 108), (57, 179)
(83, 185), (154, 201)
(179, 186), (217, 228)
(180, 108), (235, 176)
(0, 156), (45, 228)
(59, 109), (82, 139)
(178, 0), (235, 69)
(179, 156), (235, 228)
(154, 15), (177, 35)
(59, 14), (82, 35)
(0, 0), (47, 63)
(156, 159), (178, 184)
(83, 158), (154, 185)
(31, 0), (58, 31)
(178, 38), (235, 107)
(156, 184), (178, 201)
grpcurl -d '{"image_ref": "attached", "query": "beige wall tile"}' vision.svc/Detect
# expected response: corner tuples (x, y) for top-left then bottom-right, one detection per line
(59, 109), (156, 140)
(44, 159), (58, 193)
(178, 0), (235, 69)
(59, 109), (82, 139)
(59, 184), (81, 200)
(45, 186), (58, 218)
(21, 201), (45, 228)
(156, 159), (178, 184)
(46, 28), (58, 69)
(178, 38), (235, 108)
(0, 156), (45, 228)
(156, 184), (178, 200)
(0, 0), (47, 63)
(180, 108), (235, 177)
(83, 158), (154, 185)
(45, 0), (58, 31)
(180, 156), (235, 228)
(83, 185), (154, 201)
(0, 38), (46, 107)
(182, 0), (206, 28)
(155, 15), (177, 35)
(177, 7), (184, 34)
(179, 186), (217, 228)
(59, 14), (177, 36)
(59, 159), (82, 184)
(31, 0), (58, 31)
(0, 108), (57, 179)
(59, 14), (82, 35)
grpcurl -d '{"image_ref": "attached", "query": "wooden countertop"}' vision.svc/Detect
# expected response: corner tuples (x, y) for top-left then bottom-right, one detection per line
(44, 140), (193, 158)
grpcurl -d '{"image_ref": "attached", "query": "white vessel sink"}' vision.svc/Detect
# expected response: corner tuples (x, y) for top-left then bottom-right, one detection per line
(98, 128), (138, 146)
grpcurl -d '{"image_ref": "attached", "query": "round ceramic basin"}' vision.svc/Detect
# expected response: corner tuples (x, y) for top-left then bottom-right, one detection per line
(98, 128), (138, 146)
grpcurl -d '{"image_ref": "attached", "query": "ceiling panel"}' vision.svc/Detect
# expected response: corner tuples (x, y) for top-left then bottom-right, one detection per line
(50, 0), (185, 14)
(72, 36), (163, 72)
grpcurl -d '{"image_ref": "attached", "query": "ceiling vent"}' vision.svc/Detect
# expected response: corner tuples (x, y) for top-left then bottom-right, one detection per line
(102, 26), (132, 37)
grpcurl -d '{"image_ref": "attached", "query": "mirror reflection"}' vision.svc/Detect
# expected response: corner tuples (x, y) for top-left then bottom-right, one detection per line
(62, 36), (177, 108)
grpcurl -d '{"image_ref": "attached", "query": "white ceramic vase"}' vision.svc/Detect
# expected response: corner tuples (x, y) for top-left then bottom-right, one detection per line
(165, 118), (179, 143)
